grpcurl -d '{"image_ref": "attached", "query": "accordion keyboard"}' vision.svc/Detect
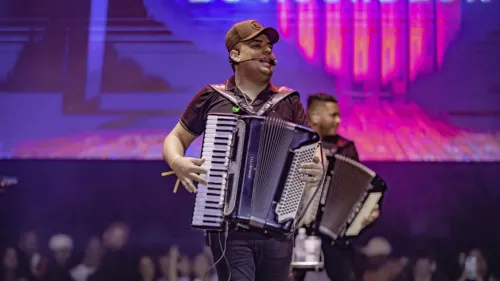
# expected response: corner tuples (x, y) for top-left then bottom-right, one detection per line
(191, 114), (238, 230)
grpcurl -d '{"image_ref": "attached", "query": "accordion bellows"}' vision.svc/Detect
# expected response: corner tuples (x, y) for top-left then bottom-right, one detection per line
(301, 154), (387, 243)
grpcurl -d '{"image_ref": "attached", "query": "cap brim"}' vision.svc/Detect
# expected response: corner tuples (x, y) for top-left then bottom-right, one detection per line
(242, 27), (280, 45)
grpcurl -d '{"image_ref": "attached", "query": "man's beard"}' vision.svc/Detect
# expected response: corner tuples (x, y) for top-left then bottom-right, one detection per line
(320, 125), (337, 137)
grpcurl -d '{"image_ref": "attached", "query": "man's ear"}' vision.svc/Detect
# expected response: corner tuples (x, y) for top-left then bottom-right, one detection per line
(230, 49), (240, 63)
(309, 111), (320, 124)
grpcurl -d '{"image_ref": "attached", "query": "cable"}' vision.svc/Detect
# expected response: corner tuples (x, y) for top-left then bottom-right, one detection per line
(203, 224), (230, 281)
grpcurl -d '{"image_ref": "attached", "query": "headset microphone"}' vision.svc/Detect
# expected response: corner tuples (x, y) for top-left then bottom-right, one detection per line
(232, 57), (278, 66)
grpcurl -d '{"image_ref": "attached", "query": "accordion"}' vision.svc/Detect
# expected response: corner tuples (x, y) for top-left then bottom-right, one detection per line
(301, 154), (387, 244)
(191, 113), (321, 236)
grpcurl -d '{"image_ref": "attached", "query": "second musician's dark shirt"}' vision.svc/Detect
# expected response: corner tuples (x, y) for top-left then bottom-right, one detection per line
(322, 135), (359, 162)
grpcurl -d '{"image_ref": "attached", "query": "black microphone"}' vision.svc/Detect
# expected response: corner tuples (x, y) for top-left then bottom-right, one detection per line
(234, 57), (278, 66)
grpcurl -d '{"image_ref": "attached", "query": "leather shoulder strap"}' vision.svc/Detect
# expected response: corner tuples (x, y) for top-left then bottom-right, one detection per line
(209, 84), (256, 114)
(255, 86), (297, 116)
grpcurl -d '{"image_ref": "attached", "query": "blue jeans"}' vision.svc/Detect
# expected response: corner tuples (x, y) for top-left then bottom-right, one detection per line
(207, 230), (294, 281)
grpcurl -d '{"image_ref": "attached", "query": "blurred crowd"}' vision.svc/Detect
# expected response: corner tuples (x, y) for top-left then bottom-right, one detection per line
(0, 222), (217, 281)
(1, 222), (498, 281)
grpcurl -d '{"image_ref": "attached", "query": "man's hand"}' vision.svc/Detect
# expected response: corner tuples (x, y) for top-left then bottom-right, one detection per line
(171, 156), (208, 193)
(361, 204), (380, 228)
(299, 156), (324, 188)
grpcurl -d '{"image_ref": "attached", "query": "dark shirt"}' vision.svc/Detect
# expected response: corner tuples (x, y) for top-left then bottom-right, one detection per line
(321, 135), (359, 162)
(180, 76), (309, 136)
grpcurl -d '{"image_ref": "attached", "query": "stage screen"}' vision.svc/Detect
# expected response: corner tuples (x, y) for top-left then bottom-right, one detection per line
(0, 0), (499, 161)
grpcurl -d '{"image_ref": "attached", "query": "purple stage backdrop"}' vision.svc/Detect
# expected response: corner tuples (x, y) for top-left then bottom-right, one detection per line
(0, 0), (499, 161)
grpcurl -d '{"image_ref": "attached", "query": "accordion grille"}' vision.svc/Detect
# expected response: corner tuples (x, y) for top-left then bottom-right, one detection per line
(319, 155), (376, 239)
(276, 142), (318, 223)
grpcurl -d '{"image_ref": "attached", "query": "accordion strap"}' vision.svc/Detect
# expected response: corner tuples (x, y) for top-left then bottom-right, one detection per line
(209, 84), (297, 116)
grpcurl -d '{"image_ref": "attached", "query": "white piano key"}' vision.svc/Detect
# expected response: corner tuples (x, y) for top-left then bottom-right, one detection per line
(196, 190), (223, 196)
(205, 129), (233, 137)
(195, 197), (223, 205)
(194, 208), (223, 216)
(196, 195), (224, 202)
(207, 114), (238, 121)
(196, 183), (223, 189)
(192, 218), (224, 224)
(202, 151), (230, 158)
(207, 117), (237, 123)
(194, 193), (223, 200)
(193, 209), (223, 216)
(203, 144), (231, 152)
(202, 164), (229, 171)
(194, 202), (222, 209)
(203, 177), (226, 184)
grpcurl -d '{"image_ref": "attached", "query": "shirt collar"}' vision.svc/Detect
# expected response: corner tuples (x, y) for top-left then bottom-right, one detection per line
(225, 76), (279, 94)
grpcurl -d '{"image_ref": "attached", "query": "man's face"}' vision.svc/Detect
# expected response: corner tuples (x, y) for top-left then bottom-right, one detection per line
(311, 102), (341, 137)
(193, 254), (210, 277)
(158, 255), (170, 276)
(139, 256), (155, 278)
(103, 226), (128, 250)
(234, 34), (275, 79)
(85, 237), (103, 266)
(53, 248), (71, 266)
(20, 232), (37, 254)
(414, 258), (433, 278)
(470, 249), (487, 274)
(3, 247), (18, 269)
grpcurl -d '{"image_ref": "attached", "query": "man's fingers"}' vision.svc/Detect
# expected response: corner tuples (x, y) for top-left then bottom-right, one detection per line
(301, 176), (315, 183)
(312, 156), (320, 163)
(305, 182), (320, 189)
(300, 163), (319, 169)
(370, 210), (380, 220)
(189, 173), (208, 185)
(190, 165), (207, 175)
(191, 157), (206, 166)
(179, 179), (191, 192)
(298, 168), (322, 177)
(181, 178), (197, 193)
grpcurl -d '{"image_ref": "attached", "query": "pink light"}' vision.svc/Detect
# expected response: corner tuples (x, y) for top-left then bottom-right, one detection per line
(353, 2), (369, 80)
(297, 0), (316, 60)
(277, 0), (289, 38)
(381, 2), (397, 85)
(409, 2), (424, 81)
(281, 0), (462, 97)
(325, 2), (343, 73)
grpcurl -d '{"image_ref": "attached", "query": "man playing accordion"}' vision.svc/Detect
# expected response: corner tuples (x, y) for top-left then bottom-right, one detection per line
(292, 93), (381, 281)
(162, 20), (324, 281)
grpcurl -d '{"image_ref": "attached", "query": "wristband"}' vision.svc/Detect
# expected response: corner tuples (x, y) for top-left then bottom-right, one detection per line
(170, 155), (182, 168)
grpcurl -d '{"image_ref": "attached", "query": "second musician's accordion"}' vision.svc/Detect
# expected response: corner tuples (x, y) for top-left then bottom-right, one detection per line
(301, 154), (387, 244)
(191, 113), (321, 236)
